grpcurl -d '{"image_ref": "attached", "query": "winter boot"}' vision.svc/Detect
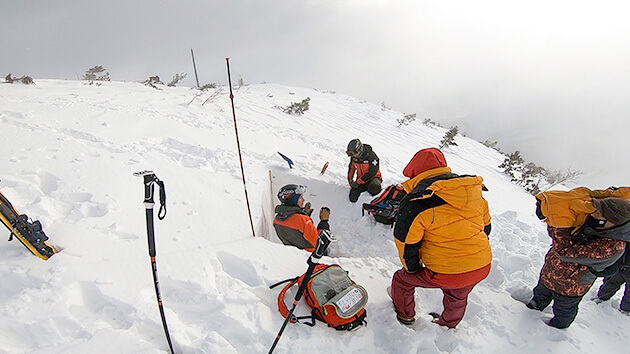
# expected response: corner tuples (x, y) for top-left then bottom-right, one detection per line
(396, 314), (415, 326)
(526, 299), (544, 311)
(428, 312), (441, 324)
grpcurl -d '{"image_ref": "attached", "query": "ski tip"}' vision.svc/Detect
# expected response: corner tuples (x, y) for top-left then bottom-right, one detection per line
(133, 170), (154, 177)
(51, 244), (62, 254)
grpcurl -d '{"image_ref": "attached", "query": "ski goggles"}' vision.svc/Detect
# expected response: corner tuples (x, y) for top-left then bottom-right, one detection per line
(346, 150), (360, 157)
(278, 184), (307, 199)
(293, 184), (307, 195)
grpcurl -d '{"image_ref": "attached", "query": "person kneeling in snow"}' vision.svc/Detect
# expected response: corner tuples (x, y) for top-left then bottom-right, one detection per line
(528, 189), (630, 329)
(390, 147), (492, 328)
(273, 184), (330, 252)
(346, 138), (382, 203)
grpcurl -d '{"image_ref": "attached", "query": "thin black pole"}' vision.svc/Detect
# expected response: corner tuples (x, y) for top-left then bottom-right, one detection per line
(268, 230), (333, 353)
(226, 58), (256, 237)
(191, 48), (200, 88)
(134, 170), (174, 354)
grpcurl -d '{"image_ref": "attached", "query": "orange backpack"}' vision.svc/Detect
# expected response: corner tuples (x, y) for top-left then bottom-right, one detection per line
(271, 264), (368, 331)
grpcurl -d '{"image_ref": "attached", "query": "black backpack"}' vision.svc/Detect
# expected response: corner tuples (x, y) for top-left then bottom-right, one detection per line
(362, 184), (406, 225)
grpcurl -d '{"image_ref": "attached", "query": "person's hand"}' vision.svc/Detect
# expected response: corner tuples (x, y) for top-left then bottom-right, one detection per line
(350, 181), (360, 189)
(319, 207), (330, 221)
(303, 202), (313, 216)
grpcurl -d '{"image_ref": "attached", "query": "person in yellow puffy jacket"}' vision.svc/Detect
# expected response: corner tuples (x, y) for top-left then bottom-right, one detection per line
(389, 147), (492, 328)
(527, 188), (630, 328)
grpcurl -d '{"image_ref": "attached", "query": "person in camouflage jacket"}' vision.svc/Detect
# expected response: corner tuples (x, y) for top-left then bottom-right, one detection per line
(528, 191), (630, 328)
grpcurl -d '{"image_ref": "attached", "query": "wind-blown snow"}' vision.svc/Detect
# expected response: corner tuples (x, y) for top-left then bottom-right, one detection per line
(0, 80), (627, 353)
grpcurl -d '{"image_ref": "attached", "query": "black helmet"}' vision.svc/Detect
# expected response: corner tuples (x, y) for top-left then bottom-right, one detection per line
(347, 139), (363, 156)
(278, 184), (307, 205)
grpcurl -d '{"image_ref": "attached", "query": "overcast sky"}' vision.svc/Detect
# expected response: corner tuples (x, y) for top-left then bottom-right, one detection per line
(2, 0), (628, 188)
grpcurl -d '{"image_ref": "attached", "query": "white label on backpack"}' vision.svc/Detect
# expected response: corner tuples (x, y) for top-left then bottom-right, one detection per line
(335, 287), (363, 314)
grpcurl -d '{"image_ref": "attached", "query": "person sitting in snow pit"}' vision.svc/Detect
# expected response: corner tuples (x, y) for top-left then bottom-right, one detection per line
(389, 147), (492, 328)
(273, 184), (330, 252)
(346, 138), (382, 203)
(528, 188), (630, 329)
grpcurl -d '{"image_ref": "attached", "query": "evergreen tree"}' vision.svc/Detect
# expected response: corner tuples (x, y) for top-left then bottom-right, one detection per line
(499, 150), (525, 181)
(82, 65), (110, 83)
(439, 126), (459, 149)
(519, 162), (545, 195)
(167, 73), (187, 87)
(282, 97), (311, 115)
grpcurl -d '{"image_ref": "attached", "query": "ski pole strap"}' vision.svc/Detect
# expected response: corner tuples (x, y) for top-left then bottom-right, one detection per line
(156, 179), (167, 220)
(269, 276), (299, 290)
(295, 315), (316, 326)
(133, 170), (167, 220)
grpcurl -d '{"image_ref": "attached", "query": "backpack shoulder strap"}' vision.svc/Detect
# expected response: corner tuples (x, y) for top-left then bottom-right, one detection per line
(276, 278), (300, 322)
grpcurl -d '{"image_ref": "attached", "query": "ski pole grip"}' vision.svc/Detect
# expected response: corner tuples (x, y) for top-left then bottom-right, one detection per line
(310, 229), (333, 261)
(133, 171), (158, 205)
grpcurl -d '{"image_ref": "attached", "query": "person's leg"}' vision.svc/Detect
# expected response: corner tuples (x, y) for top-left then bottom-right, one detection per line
(528, 279), (554, 311)
(391, 268), (440, 321)
(349, 184), (368, 203)
(548, 292), (583, 329)
(366, 178), (382, 196)
(619, 270), (630, 312)
(438, 284), (476, 328)
(597, 273), (625, 301)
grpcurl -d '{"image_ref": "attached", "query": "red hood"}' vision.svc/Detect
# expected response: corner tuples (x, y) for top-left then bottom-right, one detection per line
(403, 148), (447, 178)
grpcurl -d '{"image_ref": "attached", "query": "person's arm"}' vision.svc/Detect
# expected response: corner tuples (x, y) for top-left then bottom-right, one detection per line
(316, 207), (330, 231)
(302, 217), (320, 250)
(347, 161), (357, 185)
(360, 151), (379, 183)
(482, 198), (491, 237)
(394, 202), (425, 273)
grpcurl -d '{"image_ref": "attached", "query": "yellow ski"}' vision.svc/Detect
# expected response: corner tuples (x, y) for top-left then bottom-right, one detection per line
(0, 189), (58, 260)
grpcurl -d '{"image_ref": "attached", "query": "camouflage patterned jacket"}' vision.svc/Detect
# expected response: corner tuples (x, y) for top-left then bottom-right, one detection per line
(540, 227), (625, 296)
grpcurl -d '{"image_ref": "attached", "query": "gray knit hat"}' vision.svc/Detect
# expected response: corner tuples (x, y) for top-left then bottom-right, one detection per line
(592, 197), (630, 225)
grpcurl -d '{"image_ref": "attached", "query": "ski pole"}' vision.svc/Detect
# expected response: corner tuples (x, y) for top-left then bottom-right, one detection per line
(225, 58), (256, 237)
(268, 230), (334, 354)
(133, 170), (174, 354)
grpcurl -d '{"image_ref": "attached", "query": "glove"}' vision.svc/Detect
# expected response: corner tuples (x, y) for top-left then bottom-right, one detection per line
(303, 202), (313, 216)
(319, 207), (330, 221)
(350, 181), (360, 189)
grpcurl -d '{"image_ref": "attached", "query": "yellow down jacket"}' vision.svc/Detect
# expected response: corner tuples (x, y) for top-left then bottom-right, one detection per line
(394, 167), (492, 274)
(535, 186), (630, 229)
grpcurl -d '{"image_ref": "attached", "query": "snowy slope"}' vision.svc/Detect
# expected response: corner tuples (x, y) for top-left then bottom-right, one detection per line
(0, 80), (627, 354)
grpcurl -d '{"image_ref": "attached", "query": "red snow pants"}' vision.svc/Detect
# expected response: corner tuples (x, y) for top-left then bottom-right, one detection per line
(391, 264), (490, 328)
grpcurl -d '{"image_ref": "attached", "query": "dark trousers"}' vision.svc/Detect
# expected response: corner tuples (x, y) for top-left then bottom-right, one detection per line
(391, 268), (477, 328)
(597, 269), (630, 311)
(349, 178), (381, 203)
(531, 280), (584, 328)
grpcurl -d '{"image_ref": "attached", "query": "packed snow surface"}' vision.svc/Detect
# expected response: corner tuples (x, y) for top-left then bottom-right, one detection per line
(0, 80), (627, 353)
